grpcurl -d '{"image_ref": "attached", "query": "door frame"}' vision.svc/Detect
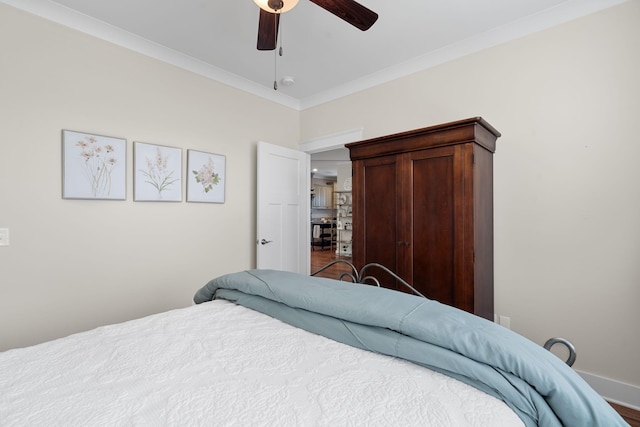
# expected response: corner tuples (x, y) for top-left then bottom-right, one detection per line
(300, 128), (363, 269)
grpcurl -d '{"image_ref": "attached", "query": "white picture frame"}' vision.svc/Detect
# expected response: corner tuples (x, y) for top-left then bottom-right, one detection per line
(187, 149), (226, 203)
(62, 130), (127, 200)
(133, 142), (182, 202)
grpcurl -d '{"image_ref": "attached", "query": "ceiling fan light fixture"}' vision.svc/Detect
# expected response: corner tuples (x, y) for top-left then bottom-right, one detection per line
(253, 0), (299, 13)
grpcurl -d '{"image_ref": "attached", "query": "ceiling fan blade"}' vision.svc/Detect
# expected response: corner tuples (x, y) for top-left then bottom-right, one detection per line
(257, 9), (280, 50)
(309, 0), (378, 31)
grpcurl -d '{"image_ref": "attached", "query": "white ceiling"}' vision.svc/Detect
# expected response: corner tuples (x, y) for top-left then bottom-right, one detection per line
(3, 0), (626, 110)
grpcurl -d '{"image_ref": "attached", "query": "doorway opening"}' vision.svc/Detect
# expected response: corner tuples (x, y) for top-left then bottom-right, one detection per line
(309, 148), (352, 278)
(300, 127), (362, 278)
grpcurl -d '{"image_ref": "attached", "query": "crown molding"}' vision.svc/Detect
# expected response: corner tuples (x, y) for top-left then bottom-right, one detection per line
(298, 0), (629, 109)
(2, 0), (628, 111)
(0, 0), (301, 110)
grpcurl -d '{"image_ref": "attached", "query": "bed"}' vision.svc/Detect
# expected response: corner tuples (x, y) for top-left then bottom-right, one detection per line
(0, 267), (628, 427)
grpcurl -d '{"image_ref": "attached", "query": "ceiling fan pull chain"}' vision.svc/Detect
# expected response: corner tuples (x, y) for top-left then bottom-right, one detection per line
(279, 17), (284, 57)
(273, 48), (278, 90)
(273, 13), (279, 91)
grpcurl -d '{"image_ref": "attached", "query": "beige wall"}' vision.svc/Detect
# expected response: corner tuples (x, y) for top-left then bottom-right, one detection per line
(301, 1), (640, 389)
(0, 4), (300, 350)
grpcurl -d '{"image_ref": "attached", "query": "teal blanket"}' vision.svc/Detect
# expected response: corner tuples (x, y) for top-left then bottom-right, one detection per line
(193, 269), (627, 427)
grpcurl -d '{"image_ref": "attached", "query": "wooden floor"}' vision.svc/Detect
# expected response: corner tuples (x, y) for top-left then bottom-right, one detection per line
(310, 246), (354, 279)
(609, 402), (640, 427)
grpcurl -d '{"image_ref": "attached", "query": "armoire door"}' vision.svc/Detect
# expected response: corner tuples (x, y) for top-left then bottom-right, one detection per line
(352, 155), (400, 289)
(404, 145), (466, 308)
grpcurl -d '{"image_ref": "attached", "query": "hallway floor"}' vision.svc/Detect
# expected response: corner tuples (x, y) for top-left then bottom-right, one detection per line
(310, 247), (353, 279)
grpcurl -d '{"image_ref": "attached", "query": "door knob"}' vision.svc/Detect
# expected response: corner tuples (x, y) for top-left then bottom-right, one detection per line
(260, 239), (273, 245)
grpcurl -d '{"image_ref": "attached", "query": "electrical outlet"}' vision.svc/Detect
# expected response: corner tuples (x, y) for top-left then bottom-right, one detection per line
(0, 228), (9, 246)
(499, 315), (511, 329)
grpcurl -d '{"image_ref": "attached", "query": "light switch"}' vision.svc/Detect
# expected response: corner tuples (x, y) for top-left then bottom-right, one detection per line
(0, 228), (9, 246)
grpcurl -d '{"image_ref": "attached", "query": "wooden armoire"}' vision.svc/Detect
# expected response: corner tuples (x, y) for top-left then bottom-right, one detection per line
(346, 117), (501, 320)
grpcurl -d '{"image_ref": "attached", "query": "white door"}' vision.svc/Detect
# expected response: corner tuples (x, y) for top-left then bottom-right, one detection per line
(256, 141), (310, 274)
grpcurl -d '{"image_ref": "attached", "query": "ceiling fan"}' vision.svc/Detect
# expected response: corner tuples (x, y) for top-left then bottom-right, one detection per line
(253, 0), (379, 51)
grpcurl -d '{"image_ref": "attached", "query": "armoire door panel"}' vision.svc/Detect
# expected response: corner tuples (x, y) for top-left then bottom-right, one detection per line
(409, 149), (457, 304)
(355, 157), (399, 289)
(411, 155), (455, 304)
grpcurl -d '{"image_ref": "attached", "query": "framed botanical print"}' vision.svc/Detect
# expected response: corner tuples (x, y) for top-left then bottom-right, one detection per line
(187, 149), (226, 203)
(62, 130), (126, 200)
(134, 142), (182, 202)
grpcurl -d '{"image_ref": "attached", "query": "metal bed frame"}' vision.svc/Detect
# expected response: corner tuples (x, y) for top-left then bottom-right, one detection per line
(312, 259), (577, 367)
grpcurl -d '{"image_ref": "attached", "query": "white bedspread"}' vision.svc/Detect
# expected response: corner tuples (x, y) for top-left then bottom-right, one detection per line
(0, 300), (524, 426)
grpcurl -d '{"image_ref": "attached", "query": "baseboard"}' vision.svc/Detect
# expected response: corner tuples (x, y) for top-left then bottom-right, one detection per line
(576, 369), (640, 410)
